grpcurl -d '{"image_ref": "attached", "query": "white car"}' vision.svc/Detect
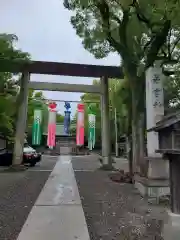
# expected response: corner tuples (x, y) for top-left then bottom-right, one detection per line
(23, 144), (36, 154)
(23, 143), (42, 167)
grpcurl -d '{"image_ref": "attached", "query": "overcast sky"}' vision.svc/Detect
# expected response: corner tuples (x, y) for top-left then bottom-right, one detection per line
(0, 0), (120, 116)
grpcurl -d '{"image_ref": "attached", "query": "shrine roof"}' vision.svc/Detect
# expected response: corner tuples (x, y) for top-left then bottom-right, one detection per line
(147, 110), (180, 132)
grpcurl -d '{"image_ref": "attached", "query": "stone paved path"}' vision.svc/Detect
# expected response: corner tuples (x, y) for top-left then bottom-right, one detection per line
(17, 155), (90, 240)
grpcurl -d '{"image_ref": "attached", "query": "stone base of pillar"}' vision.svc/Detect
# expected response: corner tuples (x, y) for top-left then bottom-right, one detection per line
(103, 156), (111, 165)
(163, 211), (180, 240)
(98, 155), (114, 170)
(134, 156), (169, 201)
(146, 156), (169, 179)
(134, 175), (169, 201)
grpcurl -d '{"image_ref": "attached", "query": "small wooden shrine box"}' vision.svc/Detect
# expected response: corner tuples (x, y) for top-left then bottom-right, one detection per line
(149, 111), (180, 213)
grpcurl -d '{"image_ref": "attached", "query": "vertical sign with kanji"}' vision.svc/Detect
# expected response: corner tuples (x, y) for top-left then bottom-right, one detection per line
(146, 61), (164, 156)
(151, 72), (164, 123)
(32, 109), (42, 145)
(146, 61), (164, 128)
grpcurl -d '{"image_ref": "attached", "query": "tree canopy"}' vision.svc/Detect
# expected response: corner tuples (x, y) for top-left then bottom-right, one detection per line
(0, 34), (30, 139)
(64, 0), (180, 168)
(64, 0), (180, 66)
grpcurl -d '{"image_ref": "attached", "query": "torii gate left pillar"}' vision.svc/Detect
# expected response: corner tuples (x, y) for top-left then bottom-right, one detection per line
(12, 72), (30, 167)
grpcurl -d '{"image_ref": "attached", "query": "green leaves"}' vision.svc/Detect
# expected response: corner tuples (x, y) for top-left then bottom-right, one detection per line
(65, 0), (180, 71)
(70, 3), (114, 58)
(0, 33), (30, 140)
(56, 114), (64, 123)
(0, 33), (30, 61)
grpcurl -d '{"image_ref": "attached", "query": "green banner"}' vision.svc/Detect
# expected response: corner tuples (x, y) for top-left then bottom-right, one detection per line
(32, 109), (42, 145)
(88, 105), (96, 150)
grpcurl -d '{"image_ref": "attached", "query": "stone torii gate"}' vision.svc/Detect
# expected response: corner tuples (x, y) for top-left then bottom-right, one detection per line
(0, 59), (123, 167)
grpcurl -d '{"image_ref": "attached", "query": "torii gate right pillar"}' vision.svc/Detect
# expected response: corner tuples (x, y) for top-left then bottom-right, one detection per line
(100, 76), (112, 166)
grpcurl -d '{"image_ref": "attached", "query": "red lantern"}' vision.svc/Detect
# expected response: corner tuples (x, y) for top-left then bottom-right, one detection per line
(77, 103), (84, 111)
(48, 102), (57, 110)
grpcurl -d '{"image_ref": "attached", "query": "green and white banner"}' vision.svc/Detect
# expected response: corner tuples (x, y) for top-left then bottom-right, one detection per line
(88, 106), (96, 150)
(32, 109), (42, 145)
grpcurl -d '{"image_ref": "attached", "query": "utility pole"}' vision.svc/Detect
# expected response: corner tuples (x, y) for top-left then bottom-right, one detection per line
(114, 107), (118, 157)
(113, 81), (118, 157)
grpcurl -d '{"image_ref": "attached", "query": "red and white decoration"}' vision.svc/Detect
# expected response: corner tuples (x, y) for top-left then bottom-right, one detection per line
(76, 103), (85, 146)
(47, 102), (57, 148)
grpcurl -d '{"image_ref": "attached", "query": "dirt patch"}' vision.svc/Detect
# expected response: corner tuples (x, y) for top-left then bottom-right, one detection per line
(109, 170), (133, 183)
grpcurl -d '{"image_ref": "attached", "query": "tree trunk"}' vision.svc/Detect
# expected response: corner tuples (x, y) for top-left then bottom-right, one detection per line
(127, 120), (133, 177)
(125, 93), (133, 177)
(123, 63), (145, 176)
(139, 113), (146, 176)
(131, 85), (140, 174)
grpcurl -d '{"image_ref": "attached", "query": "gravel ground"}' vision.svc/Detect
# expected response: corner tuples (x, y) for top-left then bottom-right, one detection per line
(72, 155), (101, 171)
(0, 156), (57, 240)
(72, 157), (168, 240)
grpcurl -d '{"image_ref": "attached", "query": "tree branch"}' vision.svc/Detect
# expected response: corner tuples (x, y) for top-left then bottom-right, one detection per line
(108, 7), (129, 47)
(131, 0), (167, 32)
(161, 46), (168, 58)
(119, 10), (129, 47)
(170, 35), (180, 56)
(110, 12), (121, 25)
(145, 20), (171, 68)
(97, 0), (125, 53)
(167, 29), (171, 58)
(131, 0), (153, 29)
